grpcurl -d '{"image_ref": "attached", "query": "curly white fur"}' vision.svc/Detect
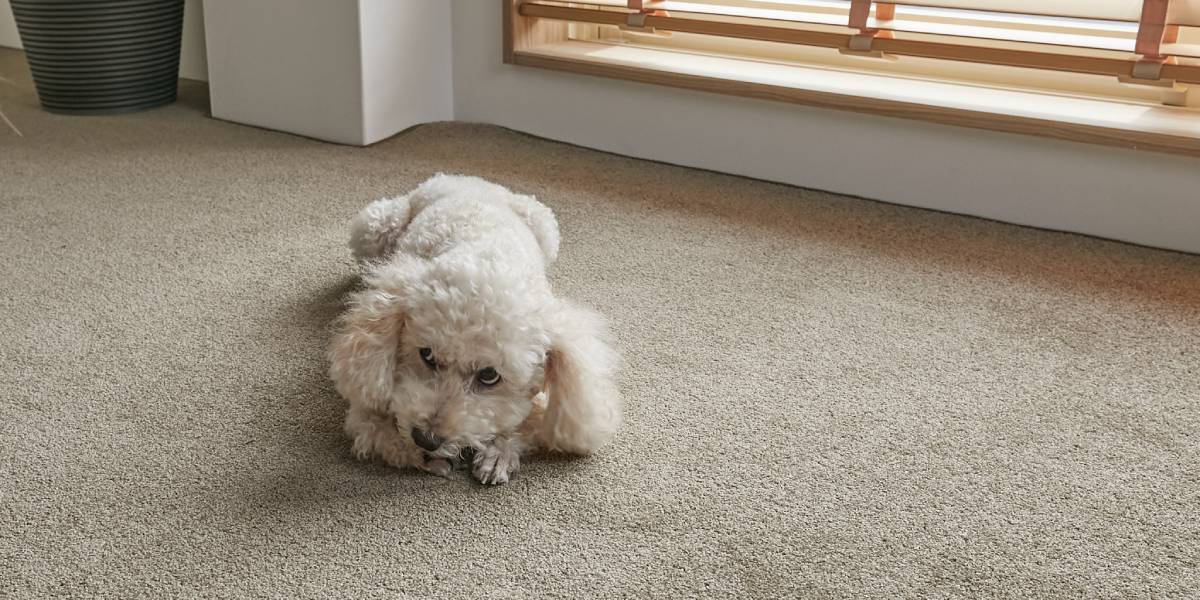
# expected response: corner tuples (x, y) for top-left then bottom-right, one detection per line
(329, 174), (620, 485)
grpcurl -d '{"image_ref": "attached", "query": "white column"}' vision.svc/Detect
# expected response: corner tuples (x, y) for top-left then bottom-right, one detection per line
(202, 0), (452, 146)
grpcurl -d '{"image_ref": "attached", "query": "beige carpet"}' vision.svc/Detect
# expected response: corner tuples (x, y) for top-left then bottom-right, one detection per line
(2, 48), (1199, 599)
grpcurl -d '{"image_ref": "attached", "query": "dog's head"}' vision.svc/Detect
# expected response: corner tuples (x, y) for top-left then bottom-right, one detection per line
(328, 254), (619, 459)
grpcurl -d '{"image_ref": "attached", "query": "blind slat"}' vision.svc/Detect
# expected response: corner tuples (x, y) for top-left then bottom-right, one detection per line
(618, 0), (1200, 27)
(865, 1), (1200, 26)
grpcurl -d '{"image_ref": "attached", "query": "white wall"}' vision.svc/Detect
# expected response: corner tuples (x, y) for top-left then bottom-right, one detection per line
(359, 0), (453, 143)
(203, 0), (451, 145)
(0, 0), (208, 81)
(180, 0), (207, 81)
(203, 0), (364, 144)
(0, 0), (20, 49)
(452, 3), (1200, 254)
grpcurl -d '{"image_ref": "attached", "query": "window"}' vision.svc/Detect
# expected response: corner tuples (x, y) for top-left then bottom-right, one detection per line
(505, 0), (1200, 155)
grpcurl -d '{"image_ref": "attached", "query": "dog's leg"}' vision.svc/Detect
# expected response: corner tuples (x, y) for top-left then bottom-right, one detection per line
(469, 396), (545, 485)
(472, 435), (527, 485)
(343, 404), (424, 469)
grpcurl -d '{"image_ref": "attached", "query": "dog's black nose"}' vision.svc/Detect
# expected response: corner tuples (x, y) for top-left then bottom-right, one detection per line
(411, 427), (443, 451)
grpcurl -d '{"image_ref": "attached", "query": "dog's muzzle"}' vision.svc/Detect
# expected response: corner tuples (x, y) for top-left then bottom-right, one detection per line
(411, 427), (444, 452)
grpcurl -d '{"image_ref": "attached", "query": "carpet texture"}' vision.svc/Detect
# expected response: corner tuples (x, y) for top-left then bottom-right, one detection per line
(2, 48), (1199, 599)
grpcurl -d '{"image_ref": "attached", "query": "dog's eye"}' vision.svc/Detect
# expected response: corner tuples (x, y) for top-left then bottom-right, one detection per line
(418, 347), (437, 369)
(476, 367), (501, 387)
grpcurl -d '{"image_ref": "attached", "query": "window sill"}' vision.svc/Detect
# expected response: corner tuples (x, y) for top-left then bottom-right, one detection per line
(509, 40), (1200, 158)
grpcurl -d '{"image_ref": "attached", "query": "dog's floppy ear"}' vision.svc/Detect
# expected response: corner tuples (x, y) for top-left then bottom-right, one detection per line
(539, 300), (621, 454)
(327, 259), (423, 411)
(504, 192), (560, 264)
(348, 195), (415, 264)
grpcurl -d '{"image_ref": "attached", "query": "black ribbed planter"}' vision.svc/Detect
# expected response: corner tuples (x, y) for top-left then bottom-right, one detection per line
(10, 0), (185, 115)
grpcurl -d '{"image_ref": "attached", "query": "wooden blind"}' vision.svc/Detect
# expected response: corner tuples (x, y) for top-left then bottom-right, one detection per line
(518, 0), (1200, 84)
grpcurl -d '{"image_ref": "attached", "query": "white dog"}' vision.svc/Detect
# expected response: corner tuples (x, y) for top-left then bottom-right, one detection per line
(328, 174), (620, 484)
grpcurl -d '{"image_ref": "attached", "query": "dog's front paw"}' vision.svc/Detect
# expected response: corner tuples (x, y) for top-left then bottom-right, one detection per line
(472, 441), (521, 485)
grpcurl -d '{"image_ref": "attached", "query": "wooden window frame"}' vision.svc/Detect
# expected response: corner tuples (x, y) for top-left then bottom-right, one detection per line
(503, 0), (1200, 157)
